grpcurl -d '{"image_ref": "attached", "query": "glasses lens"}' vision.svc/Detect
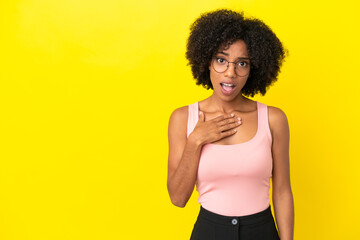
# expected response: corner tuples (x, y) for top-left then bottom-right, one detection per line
(212, 57), (250, 77)
(235, 62), (250, 77)
(212, 58), (227, 73)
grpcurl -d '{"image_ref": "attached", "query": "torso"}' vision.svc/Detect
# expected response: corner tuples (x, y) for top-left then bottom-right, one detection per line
(198, 98), (259, 145)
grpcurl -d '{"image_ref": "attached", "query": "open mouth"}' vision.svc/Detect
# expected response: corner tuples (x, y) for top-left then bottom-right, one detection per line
(220, 82), (236, 95)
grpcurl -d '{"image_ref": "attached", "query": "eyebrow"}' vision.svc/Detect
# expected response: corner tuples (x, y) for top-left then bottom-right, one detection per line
(216, 51), (250, 60)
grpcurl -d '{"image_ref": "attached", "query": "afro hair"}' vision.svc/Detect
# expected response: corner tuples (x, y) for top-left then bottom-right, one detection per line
(185, 9), (287, 97)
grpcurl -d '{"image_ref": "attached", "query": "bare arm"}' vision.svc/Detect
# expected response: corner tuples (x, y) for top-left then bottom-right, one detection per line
(167, 107), (241, 207)
(167, 132), (203, 207)
(269, 106), (294, 240)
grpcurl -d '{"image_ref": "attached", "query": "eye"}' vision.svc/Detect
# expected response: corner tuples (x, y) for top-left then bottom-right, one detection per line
(216, 57), (226, 64)
(236, 61), (248, 67)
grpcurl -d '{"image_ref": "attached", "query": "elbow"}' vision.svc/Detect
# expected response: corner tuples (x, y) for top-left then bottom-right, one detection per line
(272, 187), (294, 203)
(167, 187), (189, 208)
(170, 197), (187, 208)
(167, 180), (190, 208)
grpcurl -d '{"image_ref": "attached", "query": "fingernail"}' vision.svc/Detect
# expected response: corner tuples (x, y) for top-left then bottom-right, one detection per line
(231, 113), (234, 117)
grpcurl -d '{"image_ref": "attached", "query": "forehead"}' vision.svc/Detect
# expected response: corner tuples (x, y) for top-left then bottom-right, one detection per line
(217, 39), (248, 56)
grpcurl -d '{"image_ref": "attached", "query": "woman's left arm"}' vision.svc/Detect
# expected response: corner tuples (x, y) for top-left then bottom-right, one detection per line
(268, 106), (294, 240)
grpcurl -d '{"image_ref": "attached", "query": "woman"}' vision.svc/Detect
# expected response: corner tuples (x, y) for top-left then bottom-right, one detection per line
(167, 9), (294, 240)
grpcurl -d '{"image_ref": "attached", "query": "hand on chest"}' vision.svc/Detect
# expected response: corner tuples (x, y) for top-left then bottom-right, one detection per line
(203, 110), (258, 145)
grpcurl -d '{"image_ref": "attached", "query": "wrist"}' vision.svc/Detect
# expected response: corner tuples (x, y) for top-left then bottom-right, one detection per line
(188, 133), (205, 147)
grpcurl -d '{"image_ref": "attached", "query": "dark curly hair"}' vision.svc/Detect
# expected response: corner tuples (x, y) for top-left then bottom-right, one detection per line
(185, 9), (287, 97)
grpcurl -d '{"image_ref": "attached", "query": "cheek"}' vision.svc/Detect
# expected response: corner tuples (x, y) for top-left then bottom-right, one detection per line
(209, 69), (220, 81)
(239, 78), (249, 88)
(209, 72), (220, 88)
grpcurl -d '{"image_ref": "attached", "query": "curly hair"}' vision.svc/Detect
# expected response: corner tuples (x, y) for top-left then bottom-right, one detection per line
(185, 9), (287, 97)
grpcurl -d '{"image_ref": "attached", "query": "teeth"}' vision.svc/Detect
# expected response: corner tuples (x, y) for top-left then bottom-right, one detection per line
(221, 83), (234, 87)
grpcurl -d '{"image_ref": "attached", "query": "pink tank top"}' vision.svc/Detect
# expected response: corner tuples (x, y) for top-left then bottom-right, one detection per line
(187, 101), (273, 216)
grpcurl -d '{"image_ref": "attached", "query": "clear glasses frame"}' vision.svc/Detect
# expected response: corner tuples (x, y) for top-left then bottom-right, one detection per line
(211, 57), (250, 77)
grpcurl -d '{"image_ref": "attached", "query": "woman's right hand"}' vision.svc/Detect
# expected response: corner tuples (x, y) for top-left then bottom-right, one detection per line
(190, 111), (242, 145)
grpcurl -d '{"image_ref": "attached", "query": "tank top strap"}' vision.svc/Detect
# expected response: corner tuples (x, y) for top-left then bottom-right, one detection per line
(187, 102), (199, 138)
(257, 101), (272, 143)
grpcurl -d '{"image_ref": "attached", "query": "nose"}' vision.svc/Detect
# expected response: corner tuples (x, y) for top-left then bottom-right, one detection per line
(224, 62), (236, 78)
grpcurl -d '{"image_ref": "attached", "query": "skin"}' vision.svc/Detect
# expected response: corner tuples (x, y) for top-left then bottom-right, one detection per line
(167, 39), (294, 240)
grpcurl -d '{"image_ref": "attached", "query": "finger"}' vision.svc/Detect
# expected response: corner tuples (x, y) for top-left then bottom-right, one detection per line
(218, 120), (242, 132)
(198, 111), (205, 122)
(219, 128), (238, 138)
(217, 116), (241, 127)
(212, 113), (236, 122)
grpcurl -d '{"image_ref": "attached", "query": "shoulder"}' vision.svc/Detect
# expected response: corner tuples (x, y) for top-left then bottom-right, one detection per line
(169, 105), (188, 124)
(267, 105), (289, 138)
(168, 105), (189, 133)
(268, 105), (288, 123)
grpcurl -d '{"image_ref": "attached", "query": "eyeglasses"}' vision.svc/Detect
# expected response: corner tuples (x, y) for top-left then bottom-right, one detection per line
(211, 57), (250, 77)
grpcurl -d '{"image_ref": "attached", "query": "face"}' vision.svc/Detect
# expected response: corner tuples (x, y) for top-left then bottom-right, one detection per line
(208, 39), (250, 100)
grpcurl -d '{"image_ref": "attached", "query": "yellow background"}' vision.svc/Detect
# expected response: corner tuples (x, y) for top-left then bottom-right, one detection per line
(1, 0), (359, 239)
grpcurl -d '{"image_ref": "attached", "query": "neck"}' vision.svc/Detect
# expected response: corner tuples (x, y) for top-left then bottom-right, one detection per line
(208, 93), (249, 113)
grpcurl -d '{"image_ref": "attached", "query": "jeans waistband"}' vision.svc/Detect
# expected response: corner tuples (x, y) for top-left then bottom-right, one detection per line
(198, 205), (273, 226)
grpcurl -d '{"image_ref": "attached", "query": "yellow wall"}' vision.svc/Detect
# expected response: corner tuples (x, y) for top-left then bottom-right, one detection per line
(1, 0), (359, 239)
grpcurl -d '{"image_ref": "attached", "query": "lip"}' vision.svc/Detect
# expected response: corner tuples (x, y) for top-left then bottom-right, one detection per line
(220, 83), (236, 96)
(220, 81), (236, 86)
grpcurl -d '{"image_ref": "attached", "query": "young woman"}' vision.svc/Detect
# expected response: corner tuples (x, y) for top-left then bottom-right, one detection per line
(167, 9), (294, 240)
